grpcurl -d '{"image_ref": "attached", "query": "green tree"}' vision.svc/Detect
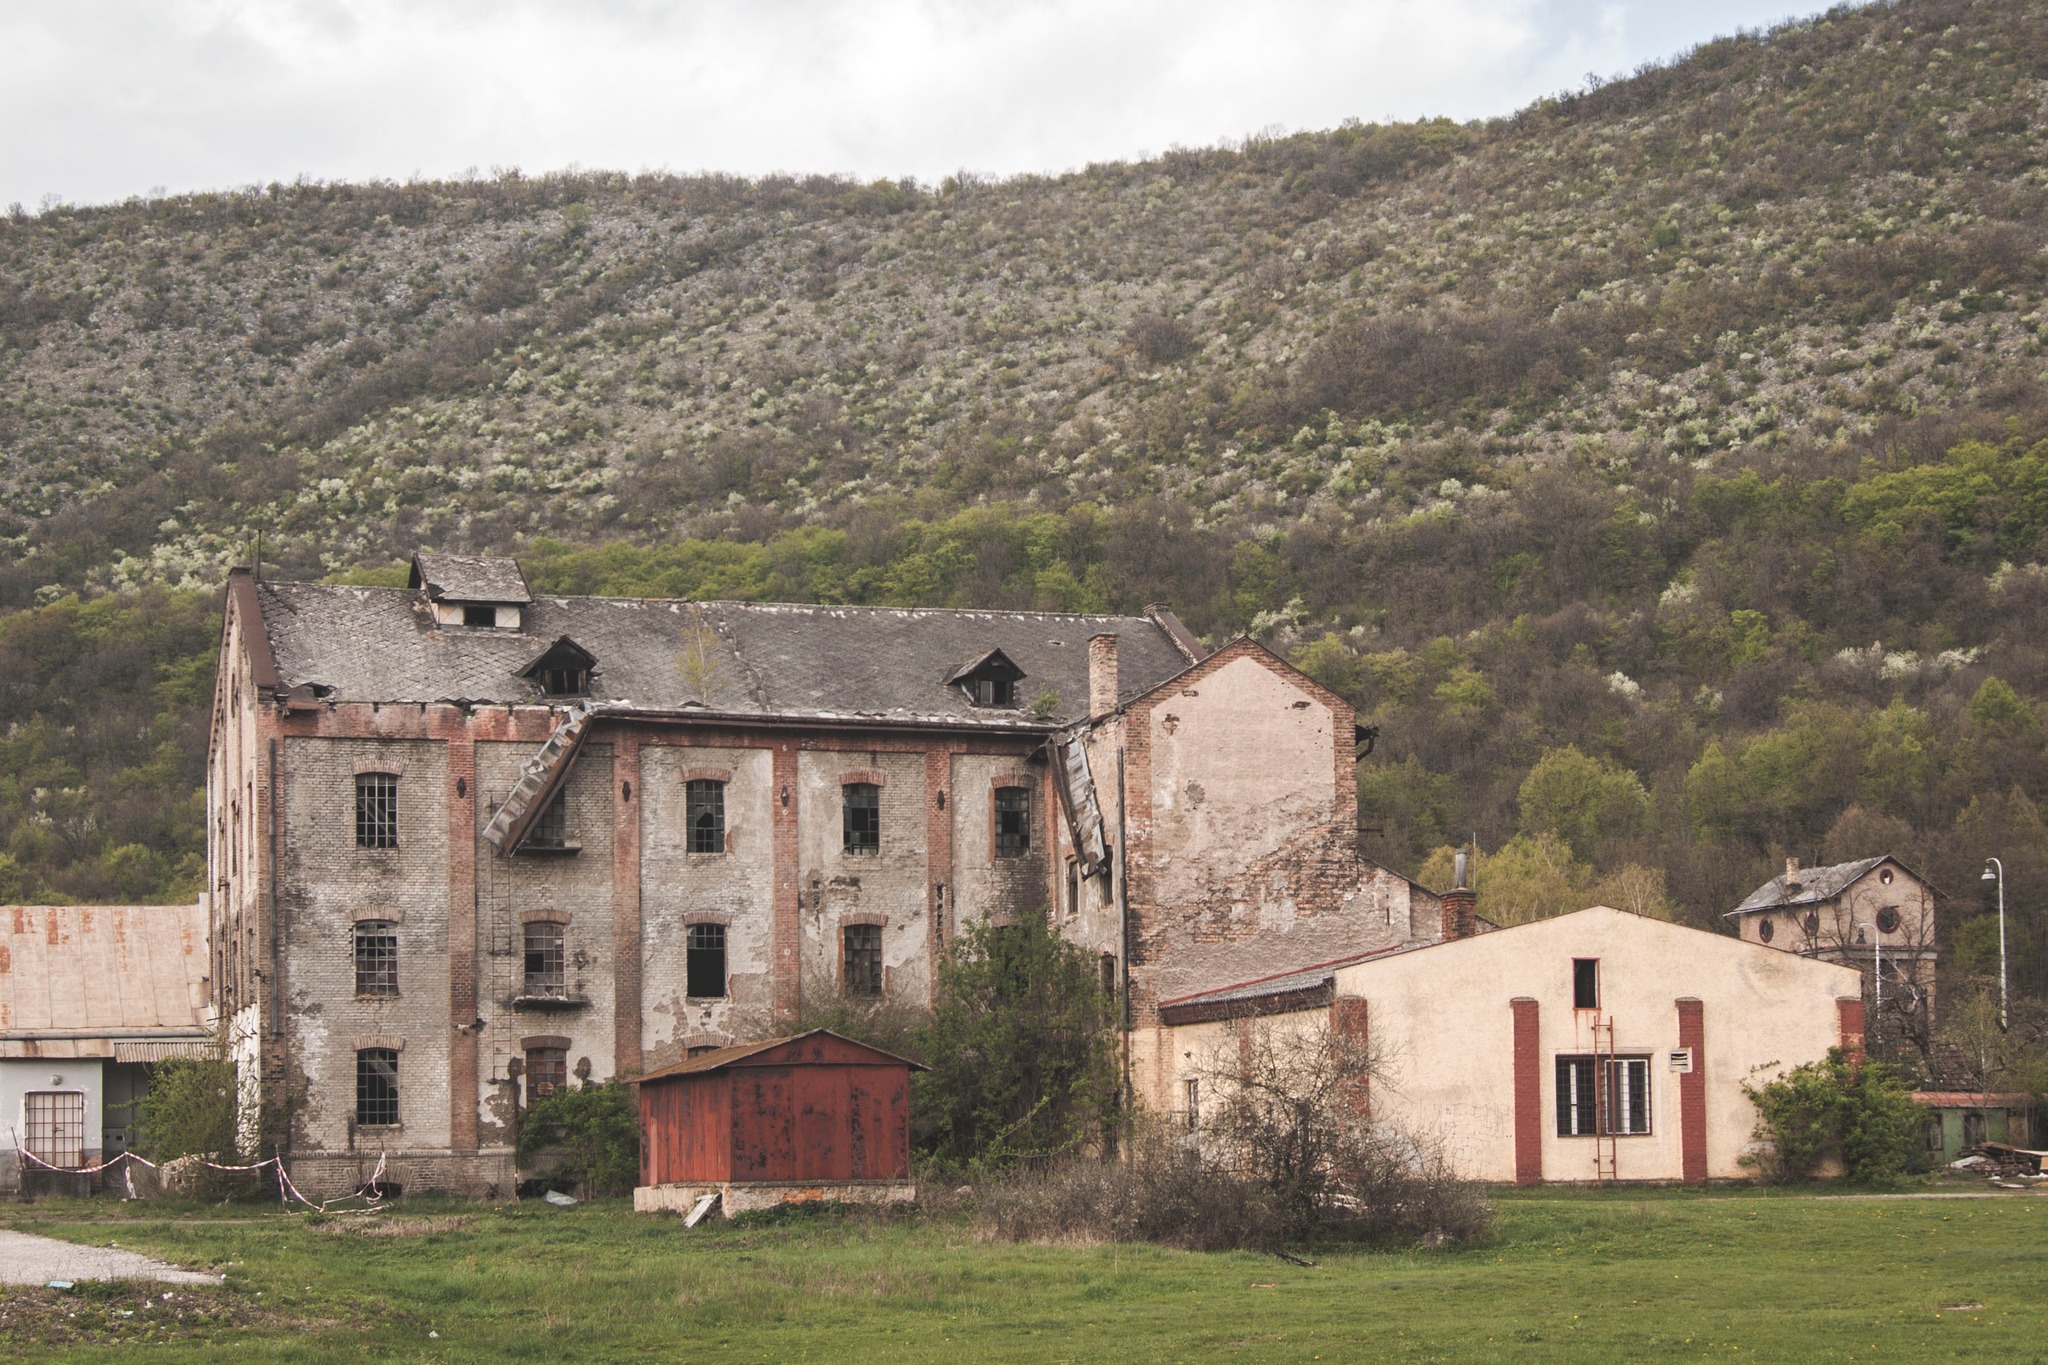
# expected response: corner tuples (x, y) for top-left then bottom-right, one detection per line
(915, 915), (1118, 1171)
(517, 1082), (640, 1197)
(1418, 833), (1590, 925)
(1516, 745), (1649, 861)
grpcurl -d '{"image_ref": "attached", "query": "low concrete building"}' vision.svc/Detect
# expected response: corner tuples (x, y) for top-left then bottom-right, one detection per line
(1913, 1091), (2037, 1165)
(1, 901), (214, 1191)
(1147, 906), (1866, 1184)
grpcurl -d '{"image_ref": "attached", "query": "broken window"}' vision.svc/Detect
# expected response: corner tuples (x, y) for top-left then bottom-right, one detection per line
(843, 924), (882, 996)
(354, 921), (398, 997)
(686, 780), (725, 854)
(463, 604), (497, 627)
(843, 782), (881, 855)
(355, 772), (399, 849)
(686, 923), (726, 998)
(523, 922), (566, 997)
(972, 676), (1016, 707)
(528, 794), (569, 850)
(23, 1091), (86, 1168)
(1100, 953), (1117, 998)
(538, 667), (588, 696)
(1963, 1110), (1988, 1148)
(994, 786), (1031, 858)
(947, 648), (1026, 708)
(525, 1047), (568, 1104)
(1924, 1114), (1947, 1153)
(1572, 958), (1599, 1010)
(1555, 1056), (1651, 1136)
(356, 1048), (400, 1126)
(524, 636), (597, 699)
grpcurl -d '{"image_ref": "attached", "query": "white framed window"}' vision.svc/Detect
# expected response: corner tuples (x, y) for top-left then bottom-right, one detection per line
(1556, 1055), (1652, 1136)
(24, 1091), (86, 1168)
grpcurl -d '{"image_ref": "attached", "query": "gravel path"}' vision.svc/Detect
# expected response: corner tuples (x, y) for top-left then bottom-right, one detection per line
(0, 1230), (220, 1286)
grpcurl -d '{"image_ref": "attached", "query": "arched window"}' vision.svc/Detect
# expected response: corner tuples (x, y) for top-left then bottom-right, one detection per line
(686, 780), (726, 854)
(356, 1049), (399, 1126)
(354, 921), (398, 996)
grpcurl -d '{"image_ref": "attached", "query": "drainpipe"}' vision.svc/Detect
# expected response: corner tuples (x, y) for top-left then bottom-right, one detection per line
(268, 736), (288, 1164)
(1116, 746), (1132, 1115)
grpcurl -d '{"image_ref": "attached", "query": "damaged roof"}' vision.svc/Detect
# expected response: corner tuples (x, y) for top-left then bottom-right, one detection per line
(409, 551), (534, 604)
(1, 902), (212, 1053)
(1728, 856), (1893, 916)
(254, 581), (1196, 727)
(1156, 946), (1404, 1026)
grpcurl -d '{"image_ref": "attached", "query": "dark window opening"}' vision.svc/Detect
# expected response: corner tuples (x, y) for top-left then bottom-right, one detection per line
(1184, 1078), (1200, 1131)
(1556, 1055), (1651, 1136)
(1572, 958), (1600, 1011)
(1803, 912), (1820, 936)
(1963, 1110), (1988, 1148)
(354, 921), (398, 997)
(355, 773), (399, 849)
(525, 1047), (567, 1104)
(463, 604), (497, 627)
(537, 667), (589, 697)
(1924, 1114), (1947, 1152)
(843, 924), (883, 996)
(529, 794), (569, 849)
(843, 783), (881, 855)
(1757, 916), (1774, 944)
(686, 923), (727, 998)
(1876, 906), (1901, 934)
(994, 786), (1032, 858)
(1100, 953), (1117, 997)
(686, 780), (726, 854)
(523, 922), (566, 997)
(356, 1048), (400, 1126)
(972, 676), (1017, 707)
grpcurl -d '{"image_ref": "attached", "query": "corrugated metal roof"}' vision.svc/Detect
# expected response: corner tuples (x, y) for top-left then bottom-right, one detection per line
(1729, 856), (1890, 915)
(632, 1029), (924, 1083)
(0, 902), (210, 1037)
(256, 582), (1194, 724)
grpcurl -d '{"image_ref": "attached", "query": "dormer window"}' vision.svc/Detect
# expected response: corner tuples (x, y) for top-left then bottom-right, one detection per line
(946, 648), (1026, 710)
(463, 604), (498, 628)
(523, 636), (597, 699)
(410, 550), (533, 631)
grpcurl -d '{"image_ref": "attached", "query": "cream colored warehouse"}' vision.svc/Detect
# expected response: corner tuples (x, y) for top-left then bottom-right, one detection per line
(1145, 907), (1867, 1184)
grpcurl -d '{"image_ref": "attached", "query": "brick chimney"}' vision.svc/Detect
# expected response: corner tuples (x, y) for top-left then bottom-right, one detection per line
(1088, 633), (1119, 720)
(1785, 856), (1802, 892)
(1440, 848), (1478, 942)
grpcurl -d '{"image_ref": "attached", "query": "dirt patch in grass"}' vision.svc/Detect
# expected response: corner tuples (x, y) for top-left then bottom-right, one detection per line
(0, 1281), (339, 1353)
(318, 1214), (478, 1238)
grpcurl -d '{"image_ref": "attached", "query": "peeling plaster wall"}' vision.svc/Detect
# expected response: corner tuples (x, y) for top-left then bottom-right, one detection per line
(947, 753), (1054, 934)
(639, 744), (777, 1066)
(796, 751), (930, 1008)
(281, 736), (451, 1155)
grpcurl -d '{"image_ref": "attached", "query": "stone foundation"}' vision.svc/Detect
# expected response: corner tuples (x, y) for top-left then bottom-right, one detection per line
(283, 1147), (518, 1200)
(634, 1179), (917, 1217)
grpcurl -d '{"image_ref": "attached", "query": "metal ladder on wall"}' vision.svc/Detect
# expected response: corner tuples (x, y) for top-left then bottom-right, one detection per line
(1593, 1016), (1619, 1183)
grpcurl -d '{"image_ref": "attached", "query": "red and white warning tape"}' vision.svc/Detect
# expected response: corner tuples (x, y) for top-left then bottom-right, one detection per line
(13, 1144), (388, 1214)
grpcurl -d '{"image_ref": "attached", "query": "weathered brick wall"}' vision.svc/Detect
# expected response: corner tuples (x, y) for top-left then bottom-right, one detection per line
(280, 734), (452, 1155)
(795, 750), (931, 1012)
(947, 753), (1055, 937)
(475, 739), (617, 1137)
(638, 743), (778, 1068)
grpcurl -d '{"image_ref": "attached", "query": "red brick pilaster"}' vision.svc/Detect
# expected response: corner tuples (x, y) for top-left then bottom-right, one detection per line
(612, 733), (642, 1079)
(771, 743), (800, 1024)
(1677, 997), (1707, 1186)
(1836, 997), (1866, 1064)
(1331, 997), (1370, 1118)
(446, 729), (478, 1153)
(1511, 997), (1542, 1185)
(924, 748), (953, 1004)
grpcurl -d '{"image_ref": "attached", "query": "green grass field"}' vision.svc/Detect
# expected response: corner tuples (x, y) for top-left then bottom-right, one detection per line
(4, 1186), (2043, 1362)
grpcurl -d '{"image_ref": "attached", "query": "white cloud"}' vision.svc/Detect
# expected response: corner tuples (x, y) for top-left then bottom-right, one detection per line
(1, 0), (1824, 208)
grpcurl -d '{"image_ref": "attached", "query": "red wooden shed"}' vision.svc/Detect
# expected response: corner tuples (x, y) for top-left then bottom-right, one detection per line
(634, 1030), (922, 1200)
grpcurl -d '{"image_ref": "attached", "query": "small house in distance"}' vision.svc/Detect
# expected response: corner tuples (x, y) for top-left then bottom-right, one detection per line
(633, 1029), (921, 1217)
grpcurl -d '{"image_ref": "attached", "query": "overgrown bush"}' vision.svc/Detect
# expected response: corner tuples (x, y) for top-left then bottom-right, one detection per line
(1742, 1049), (1925, 1183)
(517, 1082), (639, 1197)
(914, 915), (1118, 1172)
(132, 1055), (245, 1198)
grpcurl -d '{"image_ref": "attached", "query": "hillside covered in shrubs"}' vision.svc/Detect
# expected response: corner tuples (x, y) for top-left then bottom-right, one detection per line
(2, 0), (2046, 1029)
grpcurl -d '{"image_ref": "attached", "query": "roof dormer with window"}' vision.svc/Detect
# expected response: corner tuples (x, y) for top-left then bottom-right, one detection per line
(945, 647), (1025, 709)
(523, 636), (598, 699)
(410, 551), (533, 630)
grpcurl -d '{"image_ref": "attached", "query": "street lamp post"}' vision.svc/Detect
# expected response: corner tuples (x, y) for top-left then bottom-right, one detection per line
(1982, 858), (2008, 1032)
(1856, 921), (1882, 1044)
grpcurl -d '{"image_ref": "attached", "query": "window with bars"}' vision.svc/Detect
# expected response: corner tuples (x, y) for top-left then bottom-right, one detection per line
(523, 922), (566, 996)
(1556, 1055), (1652, 1137)
(843, 783), (880, 855)
(686, 923), (727, 998)
(528, 794), (569, 850)
(525, 1047), (568, 1104)
(356, 1049), (400, 1126)
(843, 924), (883, 996)
(686, 780), (726, 854)
(24, 1091), (86, 1168)
(994, 786), (1032, 858)
(354, 921), (398, 997)
(355, 773), (399, 849)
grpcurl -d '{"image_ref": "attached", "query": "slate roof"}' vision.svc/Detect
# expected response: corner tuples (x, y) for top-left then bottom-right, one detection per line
(255, 581), (1196, 727)
(409, 551), (533, 604)
(1, 902), (212, 1049)
(1156, 945), (1406, 1025)
(1728, 856), (1890, 916)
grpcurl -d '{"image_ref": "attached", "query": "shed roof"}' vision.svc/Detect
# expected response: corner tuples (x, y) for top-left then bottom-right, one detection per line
(1729, 856), (1895, 915)
(632, 1029), (925, 1084)
(0, 902), (211, 1049)
(254, 581), (1193, 726)
(409, 551), (534, 604)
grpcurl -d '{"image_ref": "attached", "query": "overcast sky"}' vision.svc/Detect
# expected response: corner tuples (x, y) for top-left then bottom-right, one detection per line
(4, 0), (1830, 210)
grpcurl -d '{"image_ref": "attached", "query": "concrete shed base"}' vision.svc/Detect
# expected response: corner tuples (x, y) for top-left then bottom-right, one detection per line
(635, 1179), (917, 1217)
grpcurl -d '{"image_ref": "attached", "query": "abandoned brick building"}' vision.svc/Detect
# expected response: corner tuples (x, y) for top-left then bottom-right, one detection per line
(208, 552), (1443, 1195)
